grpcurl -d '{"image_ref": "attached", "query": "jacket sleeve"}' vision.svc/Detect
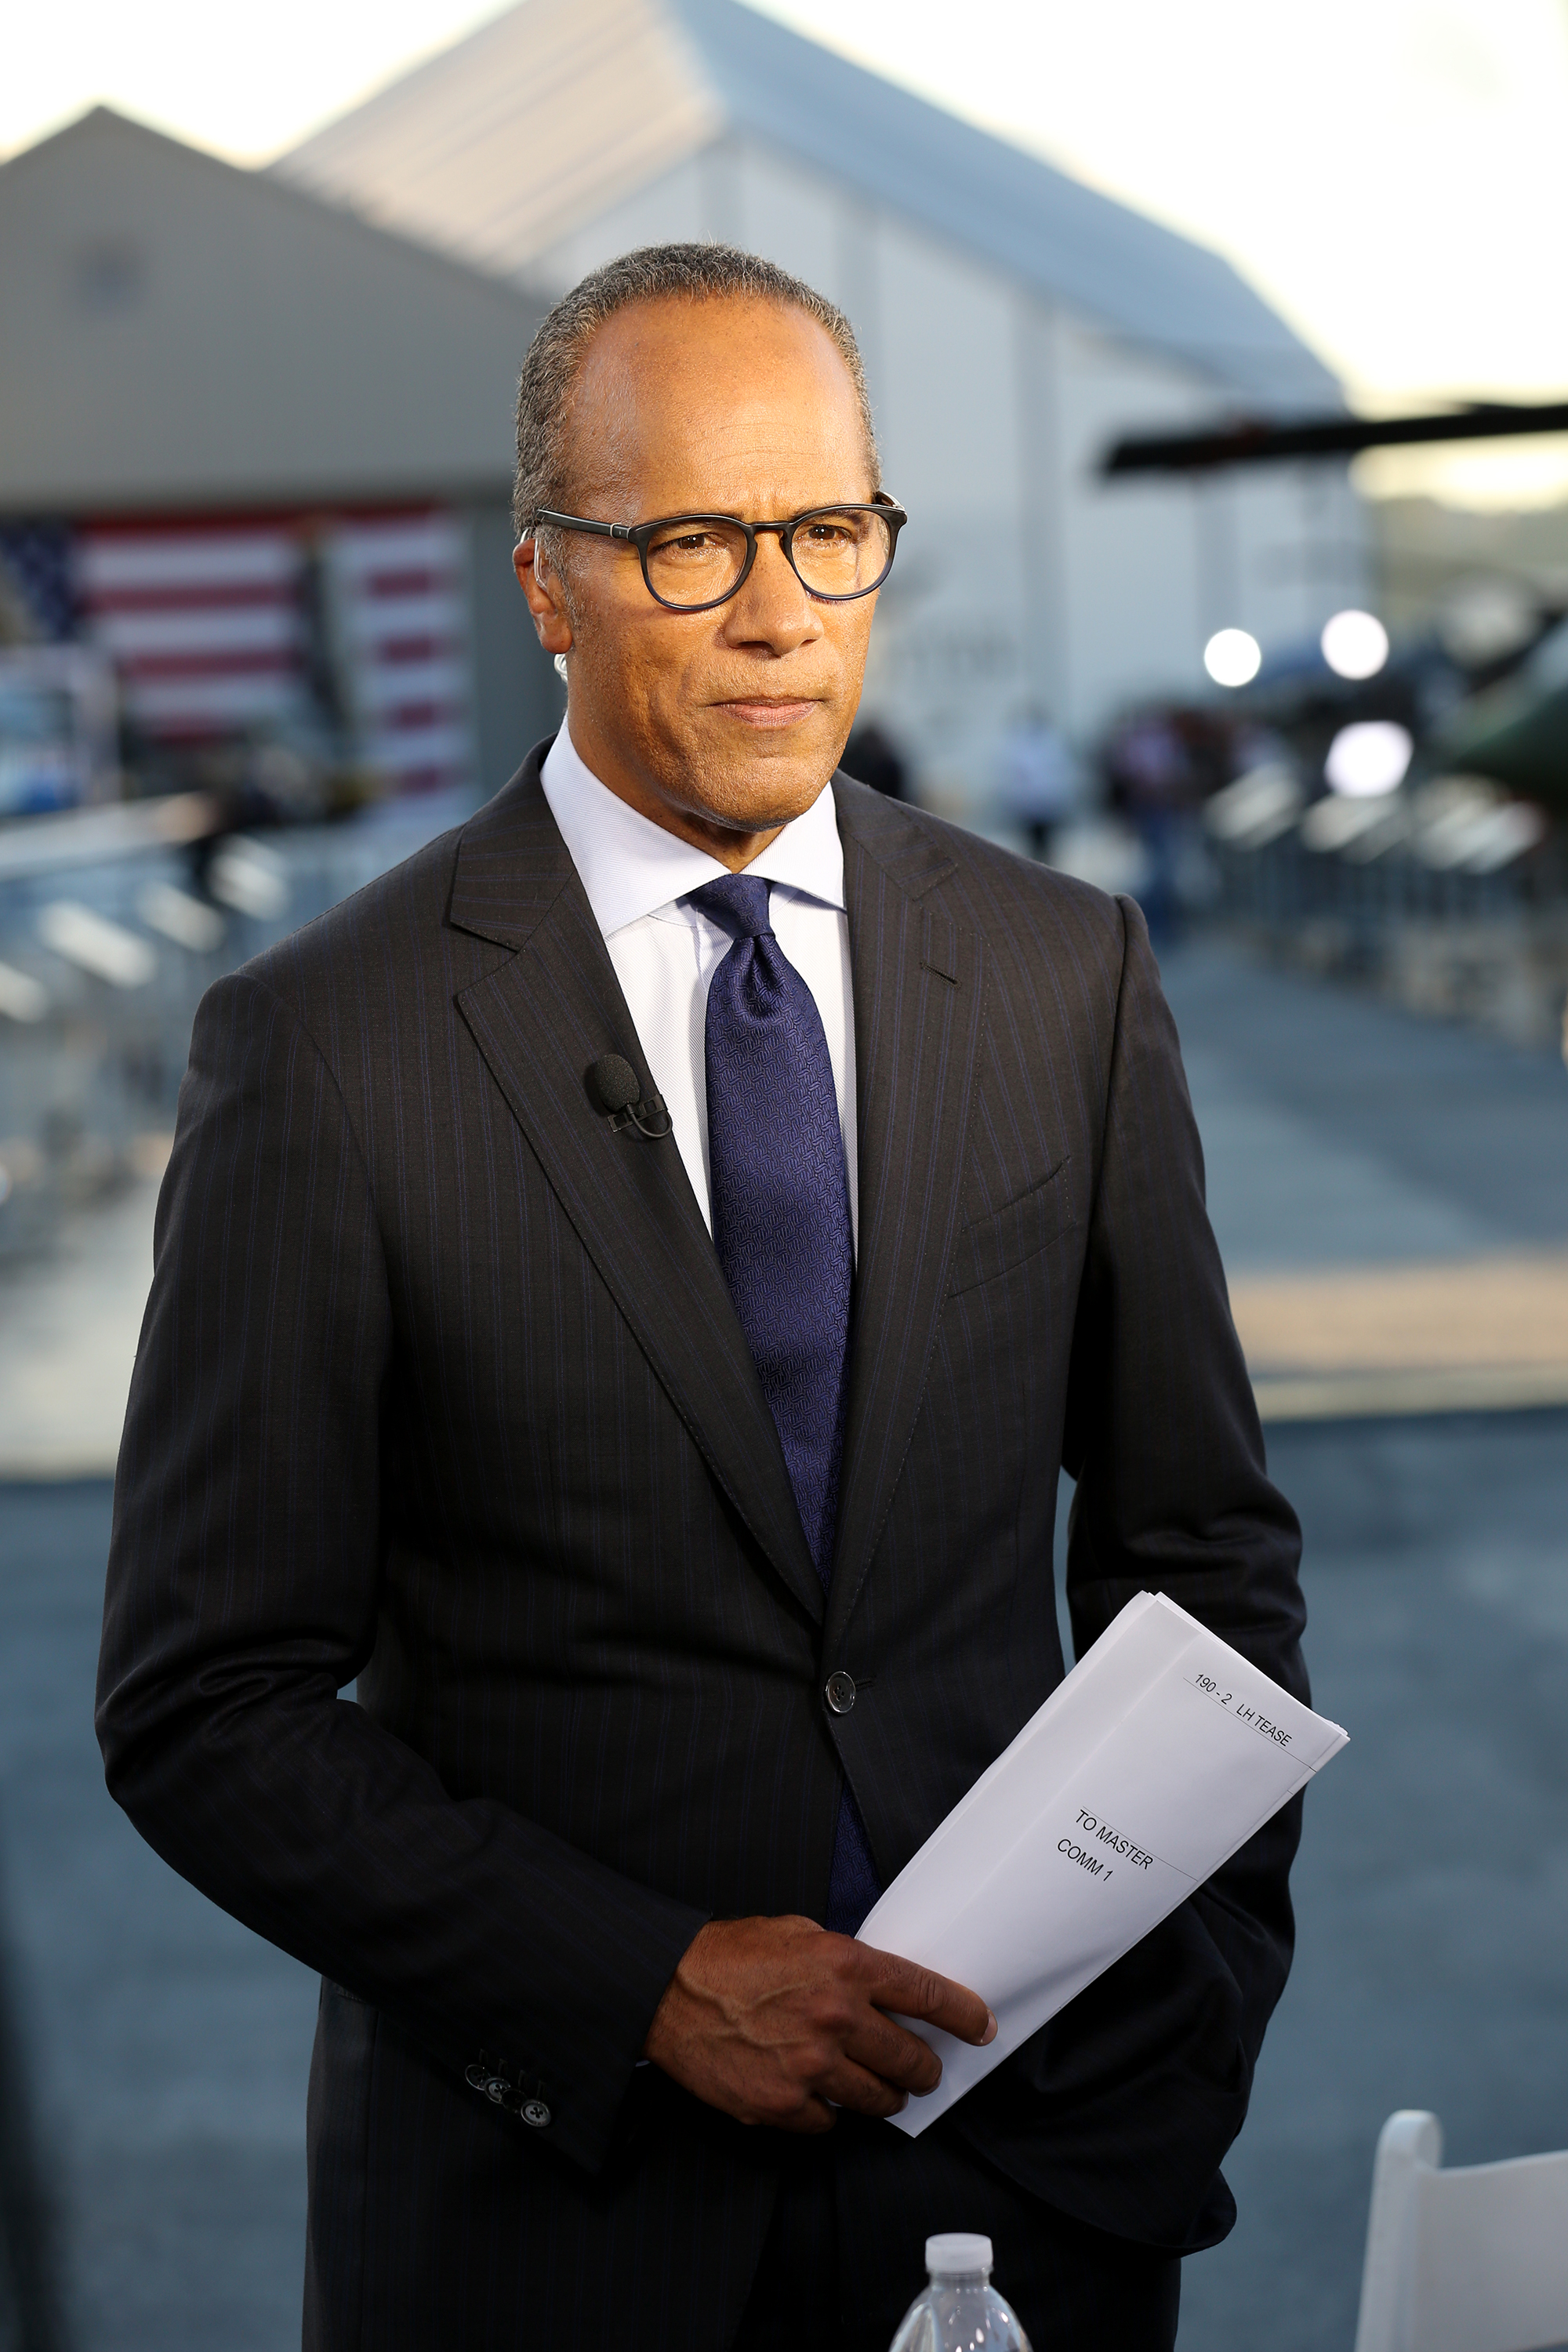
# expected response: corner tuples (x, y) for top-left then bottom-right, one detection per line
(96, 970), (707, 2177)
(963, 894), (1308, 2250)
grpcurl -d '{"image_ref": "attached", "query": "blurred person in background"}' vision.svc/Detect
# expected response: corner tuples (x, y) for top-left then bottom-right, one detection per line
(1105, 706), (1197, 943)
(998, 702), (1081, 861)
(98, 243), (1305, 2352)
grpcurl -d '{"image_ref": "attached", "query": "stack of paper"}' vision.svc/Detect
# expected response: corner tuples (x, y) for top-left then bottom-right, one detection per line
(859, 1591), (1348, 2134)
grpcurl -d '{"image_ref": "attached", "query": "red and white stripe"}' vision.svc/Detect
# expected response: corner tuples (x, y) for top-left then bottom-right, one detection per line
(330, 513), (472, 793)
(76, 521), (306, 738)
(74, 509), (474, 795)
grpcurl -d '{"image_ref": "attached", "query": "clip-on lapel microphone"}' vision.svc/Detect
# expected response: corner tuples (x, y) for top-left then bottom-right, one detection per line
(586, 1054), (673, 1139)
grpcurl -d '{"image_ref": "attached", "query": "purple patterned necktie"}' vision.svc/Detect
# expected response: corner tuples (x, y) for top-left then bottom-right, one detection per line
(688, 874), (881, 1934)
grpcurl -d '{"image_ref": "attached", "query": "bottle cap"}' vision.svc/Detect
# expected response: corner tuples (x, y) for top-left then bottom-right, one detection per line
(926, 2234), (993, 2277)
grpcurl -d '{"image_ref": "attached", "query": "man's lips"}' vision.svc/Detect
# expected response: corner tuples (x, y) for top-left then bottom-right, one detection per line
(711, 696), (821, 728)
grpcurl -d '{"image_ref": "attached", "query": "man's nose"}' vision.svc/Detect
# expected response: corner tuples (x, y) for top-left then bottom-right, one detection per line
(720, 531), (822, 651)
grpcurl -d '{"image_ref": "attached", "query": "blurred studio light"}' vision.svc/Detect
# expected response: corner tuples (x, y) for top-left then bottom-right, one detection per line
(209, 839), (290, 920)
(1203, 764), (1305, 848)
(1413, 778), (1548, 874)
(1438, 576), (1539, 669)
(137, 880), (227, 953)
(0, 960), (49, 1022)
(1324, 720), (1413, 798)
(1301, 792), (1407, 859)
(38, 899), (156, 988)
(1320, 608), (1389, 680)
(1203, 629), (1261, 688)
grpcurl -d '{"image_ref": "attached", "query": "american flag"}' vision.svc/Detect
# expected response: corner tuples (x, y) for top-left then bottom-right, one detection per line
(77, 516), (307, 739)
(72, 508), (473, 792)
(328, 512), (474, 793)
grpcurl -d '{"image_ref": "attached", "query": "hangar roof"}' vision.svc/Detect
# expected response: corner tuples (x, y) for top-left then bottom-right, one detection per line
(0, 107), (543, 512)
(279, 0), (1339, 408)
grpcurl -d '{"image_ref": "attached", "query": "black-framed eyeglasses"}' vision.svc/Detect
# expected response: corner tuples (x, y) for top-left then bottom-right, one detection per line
(532, 492), (906, 612)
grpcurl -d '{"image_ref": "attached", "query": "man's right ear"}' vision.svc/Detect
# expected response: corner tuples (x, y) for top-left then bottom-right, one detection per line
(514, 534), (574, 658)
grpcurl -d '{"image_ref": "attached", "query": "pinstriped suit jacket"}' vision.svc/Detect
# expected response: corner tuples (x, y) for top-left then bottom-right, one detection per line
(98, 749), (1305, 2347)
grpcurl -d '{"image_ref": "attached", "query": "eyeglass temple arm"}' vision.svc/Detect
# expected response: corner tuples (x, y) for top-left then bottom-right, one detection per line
(532, 512), (635, 543)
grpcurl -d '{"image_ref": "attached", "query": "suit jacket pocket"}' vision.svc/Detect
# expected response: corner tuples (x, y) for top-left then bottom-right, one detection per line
(948, 1159), (1074, 1296)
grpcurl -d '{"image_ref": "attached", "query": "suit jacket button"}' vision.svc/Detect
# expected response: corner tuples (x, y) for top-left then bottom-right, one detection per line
(521, 2099), (551, 2129)
(825, 1671), (856, 1715)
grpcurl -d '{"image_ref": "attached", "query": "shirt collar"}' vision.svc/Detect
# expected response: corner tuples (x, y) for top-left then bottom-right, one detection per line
(539, 721), (845, 941)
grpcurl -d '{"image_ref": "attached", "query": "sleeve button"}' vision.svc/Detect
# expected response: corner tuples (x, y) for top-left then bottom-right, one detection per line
(521, 2099), (551, 2129)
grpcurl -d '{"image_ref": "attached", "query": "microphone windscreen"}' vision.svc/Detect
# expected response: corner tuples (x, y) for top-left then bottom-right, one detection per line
(586, 1053), (641, 1116)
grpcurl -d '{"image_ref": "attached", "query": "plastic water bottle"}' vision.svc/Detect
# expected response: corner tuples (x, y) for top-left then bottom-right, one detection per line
(888, 2234), (1033, 2351)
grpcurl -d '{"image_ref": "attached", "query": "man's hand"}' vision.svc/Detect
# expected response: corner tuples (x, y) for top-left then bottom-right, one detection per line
(642, 1915), (996, 2132)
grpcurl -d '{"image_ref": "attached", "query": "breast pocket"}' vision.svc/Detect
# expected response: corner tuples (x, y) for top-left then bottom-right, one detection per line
(947, 1158), (1076, 1297)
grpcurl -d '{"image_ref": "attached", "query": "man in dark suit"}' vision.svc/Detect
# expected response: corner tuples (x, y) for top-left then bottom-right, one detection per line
(98, 243), (1306, 2352)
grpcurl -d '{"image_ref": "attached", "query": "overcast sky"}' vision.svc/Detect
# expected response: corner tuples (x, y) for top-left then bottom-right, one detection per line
(8, 0), (1568, 506)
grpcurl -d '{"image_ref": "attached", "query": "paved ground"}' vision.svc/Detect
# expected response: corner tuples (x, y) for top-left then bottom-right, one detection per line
(0, 1480), (317, 2352)
(0, 1175), (162, 1479)
(1163, 942), (1568, 1271)
(1166, 943), (1568, 1417)
(2, 937), (1566, 2347)
(1177, 1408), (1568, 2352)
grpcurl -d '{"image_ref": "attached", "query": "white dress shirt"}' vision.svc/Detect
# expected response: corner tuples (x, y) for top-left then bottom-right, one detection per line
(540, 724), (858, 1246)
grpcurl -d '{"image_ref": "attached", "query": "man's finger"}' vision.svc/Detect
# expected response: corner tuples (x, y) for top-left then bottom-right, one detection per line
(774, 2091), (837, 2135)
(818, 2055), (913, 2121)
(841, 2009), (945, 2096)
(855, 1944), (997, 2046)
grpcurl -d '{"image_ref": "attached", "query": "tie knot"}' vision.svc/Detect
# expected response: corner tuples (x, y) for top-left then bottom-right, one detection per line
(688, 874), (774, 942)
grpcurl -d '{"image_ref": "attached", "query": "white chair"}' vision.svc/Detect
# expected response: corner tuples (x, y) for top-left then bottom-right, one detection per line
(1353, 2110), (1568, 2352)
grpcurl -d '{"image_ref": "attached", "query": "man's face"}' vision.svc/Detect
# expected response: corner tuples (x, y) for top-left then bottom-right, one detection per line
(515, 295), (880, 856)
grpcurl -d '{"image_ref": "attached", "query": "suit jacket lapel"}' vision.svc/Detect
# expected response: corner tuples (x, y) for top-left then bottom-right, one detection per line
(448, 758), (825, 1626)
(826, 779), (988, 1658)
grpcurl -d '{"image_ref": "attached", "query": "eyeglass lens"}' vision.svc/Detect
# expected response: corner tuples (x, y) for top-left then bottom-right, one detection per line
(643, 509), (894, 608)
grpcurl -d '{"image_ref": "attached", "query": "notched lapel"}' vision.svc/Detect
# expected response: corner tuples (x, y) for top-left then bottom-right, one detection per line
(827, 780), (987, 1657)
(449, 760), (825, 1627)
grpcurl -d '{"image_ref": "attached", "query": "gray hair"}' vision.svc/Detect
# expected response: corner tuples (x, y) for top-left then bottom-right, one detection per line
(512, 241), (879, 545)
